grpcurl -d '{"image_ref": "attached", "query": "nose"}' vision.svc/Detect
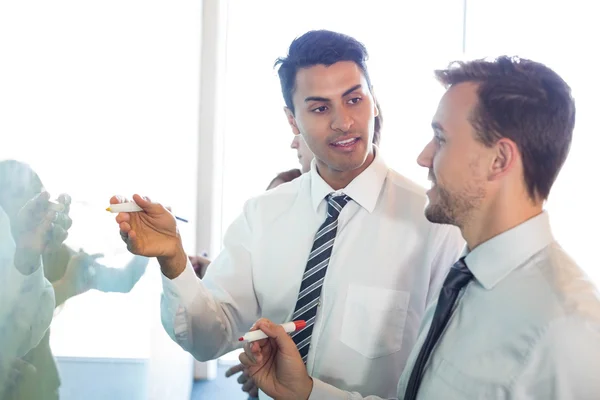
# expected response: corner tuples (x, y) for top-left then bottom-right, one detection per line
(291, 135), (299, 149)
(330, 107), (354, 132)
(417, 139), (435, 168)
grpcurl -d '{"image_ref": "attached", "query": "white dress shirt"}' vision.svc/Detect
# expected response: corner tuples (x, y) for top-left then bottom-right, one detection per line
(161, 150), (464, 398)
(310, 211), (600, 399)
(0, 206), (55, 391)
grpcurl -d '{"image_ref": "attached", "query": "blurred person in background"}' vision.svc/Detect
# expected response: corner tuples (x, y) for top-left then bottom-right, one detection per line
(0, 177), (71, 398)
(0, 160), (148, 399)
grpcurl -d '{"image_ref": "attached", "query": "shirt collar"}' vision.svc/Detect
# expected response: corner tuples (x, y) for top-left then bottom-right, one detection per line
(309, 146), (388, 213)
(464, 211), (554, 290)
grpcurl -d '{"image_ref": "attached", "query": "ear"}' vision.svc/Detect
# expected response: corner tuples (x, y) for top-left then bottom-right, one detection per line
(489, 138), (518, 180)
(370, 87), (380, 117)
(284, 107), (300, 135)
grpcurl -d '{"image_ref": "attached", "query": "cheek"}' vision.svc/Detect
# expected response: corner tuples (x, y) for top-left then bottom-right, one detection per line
(301, 146), (314, 159)
(297, 115), (330, 141)
(356, 105), (375, 129)
(433, 148), (463, 188)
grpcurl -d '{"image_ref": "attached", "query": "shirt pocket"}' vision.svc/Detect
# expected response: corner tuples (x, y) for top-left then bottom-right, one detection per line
(340, 284), (410, 359)
(425, 357), (508, 399)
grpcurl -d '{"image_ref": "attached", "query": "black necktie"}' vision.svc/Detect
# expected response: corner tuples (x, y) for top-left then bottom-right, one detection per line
(404, 257), (473, 400)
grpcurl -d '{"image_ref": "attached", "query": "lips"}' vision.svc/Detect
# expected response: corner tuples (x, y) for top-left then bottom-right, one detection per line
(331, 137), (359, 147)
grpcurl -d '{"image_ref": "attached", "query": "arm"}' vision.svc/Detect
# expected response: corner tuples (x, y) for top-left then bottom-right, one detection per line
(44, 244), (77, 307)
(91, 255), (149, 293)
(0, 258), (55, 358)
(44, 243), (149, 297)
(513, 315), (600, 399)
(52, 279), (72, 308)
(49, 249), (103, 306)
(0, 207), (55, 362)
(160, 205), (261, 361)
(238, 319), (397, 400)
(189, 254), (211, 278)
(110, 194), (260, 362)
(0, 193), (70, 389)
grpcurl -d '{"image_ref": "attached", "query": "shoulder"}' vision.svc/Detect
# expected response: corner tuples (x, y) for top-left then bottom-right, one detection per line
(242, 173), (308, 222)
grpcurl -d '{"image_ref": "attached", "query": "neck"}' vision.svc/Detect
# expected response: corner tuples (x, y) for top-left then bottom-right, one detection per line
(462, 197), (543, 251)
(315, 151), (375, 190)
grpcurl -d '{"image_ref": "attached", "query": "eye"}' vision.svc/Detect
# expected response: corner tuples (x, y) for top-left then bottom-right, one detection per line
(347, 97), (361, 105)
(311, 106), (328, 113)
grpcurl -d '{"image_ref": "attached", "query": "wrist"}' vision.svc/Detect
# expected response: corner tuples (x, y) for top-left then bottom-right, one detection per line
(299, 376), (313, 400)
(158, 240), (188, 279)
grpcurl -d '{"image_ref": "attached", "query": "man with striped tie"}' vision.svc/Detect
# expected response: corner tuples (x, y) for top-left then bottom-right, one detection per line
(110, 30), (464, 399)
(238, 57), (600, 399)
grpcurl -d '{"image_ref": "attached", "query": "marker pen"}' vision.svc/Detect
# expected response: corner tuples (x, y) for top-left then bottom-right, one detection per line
(106, 202), (188, 223)
(238, 320), (307, 343)
(48, 200), (65, 212)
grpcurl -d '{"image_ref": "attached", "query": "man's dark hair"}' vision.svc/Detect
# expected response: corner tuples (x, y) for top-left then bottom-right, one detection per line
(274, 30), (373, 115)
(435, 56), (576, 201)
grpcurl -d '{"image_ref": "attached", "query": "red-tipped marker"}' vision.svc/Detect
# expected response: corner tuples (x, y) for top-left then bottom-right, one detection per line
(238, 320), (307, 343)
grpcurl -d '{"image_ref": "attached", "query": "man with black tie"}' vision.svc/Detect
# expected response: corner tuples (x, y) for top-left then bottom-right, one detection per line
(239, 56), (600, 399)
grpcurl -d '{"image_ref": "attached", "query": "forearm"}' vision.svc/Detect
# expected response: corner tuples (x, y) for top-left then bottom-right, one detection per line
(161, 264), (242, 361)
(52, 279), (74, 308)
(160, 209), (260, 361)
(92, 255), (148, 293)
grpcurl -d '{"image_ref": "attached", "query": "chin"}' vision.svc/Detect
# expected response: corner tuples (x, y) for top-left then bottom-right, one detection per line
(332, 158), (367, 173)
(335, 148), (371, 169)
(424, 203), (453, 225)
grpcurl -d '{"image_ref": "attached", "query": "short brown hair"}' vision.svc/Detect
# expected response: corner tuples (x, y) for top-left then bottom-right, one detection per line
(435, 56), (575, 200)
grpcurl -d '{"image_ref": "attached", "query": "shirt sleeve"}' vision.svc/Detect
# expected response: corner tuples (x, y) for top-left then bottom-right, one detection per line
(92, 255), (149, 293)
(160, 202), (261, 361)
(513, 315), (600, 399)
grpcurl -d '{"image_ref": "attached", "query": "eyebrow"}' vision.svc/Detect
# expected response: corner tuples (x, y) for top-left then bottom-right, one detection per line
(304, 84), (363, 103)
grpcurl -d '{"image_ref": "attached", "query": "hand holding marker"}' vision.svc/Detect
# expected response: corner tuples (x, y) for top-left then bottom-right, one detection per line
(106, 201), (188, 223)
(238, 320), (307, 343)
(48, 200), (65, 212)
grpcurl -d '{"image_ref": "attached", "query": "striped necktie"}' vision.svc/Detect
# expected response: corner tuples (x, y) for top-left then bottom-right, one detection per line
(290, 193), (351, 363)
